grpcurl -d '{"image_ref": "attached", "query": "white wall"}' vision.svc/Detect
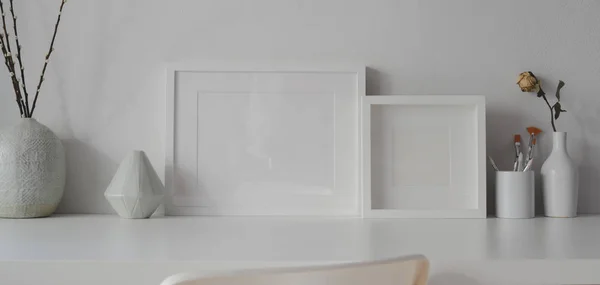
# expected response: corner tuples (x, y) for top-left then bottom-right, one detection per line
(1, 0), (599, 214)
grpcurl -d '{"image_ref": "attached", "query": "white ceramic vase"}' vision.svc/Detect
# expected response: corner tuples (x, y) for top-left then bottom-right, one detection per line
(0, 118), (66, 218)
(541, 132), (578, 218)
(105, 150), (164, 219)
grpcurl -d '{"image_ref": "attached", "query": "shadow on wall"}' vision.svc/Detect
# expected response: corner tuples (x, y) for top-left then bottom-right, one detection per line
(365, 67), (396, 96)
(571, 101), (600, 214)
(487, 106), (522, 216)
(56, 139), (118, 214)
(429, 272), (482, 285)
(366, 67), (382, 95)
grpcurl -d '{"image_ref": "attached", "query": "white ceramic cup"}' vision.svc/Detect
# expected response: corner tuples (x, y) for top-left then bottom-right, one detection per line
(496, 171), (535, 219)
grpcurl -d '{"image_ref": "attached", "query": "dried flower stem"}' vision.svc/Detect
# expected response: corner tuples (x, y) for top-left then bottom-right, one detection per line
(0, 0), (25, 117)
(9, 0), (30, 115)
(30, 0), (66, 116)
(538, 87), (557, 132)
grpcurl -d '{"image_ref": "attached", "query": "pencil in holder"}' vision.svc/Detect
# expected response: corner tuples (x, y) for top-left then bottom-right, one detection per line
(496, 171), (535, 219)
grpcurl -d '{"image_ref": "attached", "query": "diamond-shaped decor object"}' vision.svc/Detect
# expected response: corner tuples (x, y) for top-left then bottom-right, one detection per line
(105, 150), (164, 219)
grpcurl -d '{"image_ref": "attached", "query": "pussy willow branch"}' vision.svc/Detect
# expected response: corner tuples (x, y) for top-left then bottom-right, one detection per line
(0, 35), (24, 117)
(0, 33), (23, 116)
(30, 0), (66, 116)
(0, 0), (25, 117)
(9, 0), (30, 116)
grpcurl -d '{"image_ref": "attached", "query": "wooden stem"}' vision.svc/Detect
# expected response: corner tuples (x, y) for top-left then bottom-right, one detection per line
(9, 0), (30, 116)
(0, 0), (25, 117)
(0, 35), (23, 116)
(29, 0), (66, 117)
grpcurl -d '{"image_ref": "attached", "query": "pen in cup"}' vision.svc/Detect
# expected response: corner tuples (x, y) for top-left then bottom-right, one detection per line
(488, 156), (500, 171)
(522, 159), (534, 172)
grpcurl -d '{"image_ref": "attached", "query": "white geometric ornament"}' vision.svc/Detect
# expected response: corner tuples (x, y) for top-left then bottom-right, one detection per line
(105, 150), (164, 219)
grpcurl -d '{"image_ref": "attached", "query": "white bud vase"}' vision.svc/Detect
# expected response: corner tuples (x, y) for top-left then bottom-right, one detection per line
(105, 150), (164, 219)
(541, 132), (578, 218)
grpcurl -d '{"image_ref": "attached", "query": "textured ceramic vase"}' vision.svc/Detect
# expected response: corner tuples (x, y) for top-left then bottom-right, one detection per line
(105, 150), (164, 219)
(0, 118), (66, 218)
(541, 132), (578, 218)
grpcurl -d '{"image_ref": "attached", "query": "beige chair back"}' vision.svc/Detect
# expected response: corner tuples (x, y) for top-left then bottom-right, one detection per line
(161, 255), (429, 285)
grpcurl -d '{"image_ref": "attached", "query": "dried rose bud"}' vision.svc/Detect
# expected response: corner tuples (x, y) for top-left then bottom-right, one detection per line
(517, 71), (540, 92)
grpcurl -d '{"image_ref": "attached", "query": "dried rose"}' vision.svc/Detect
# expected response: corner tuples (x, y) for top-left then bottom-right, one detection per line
(517, 71), (539, 92)
(516, 71), (568, 132)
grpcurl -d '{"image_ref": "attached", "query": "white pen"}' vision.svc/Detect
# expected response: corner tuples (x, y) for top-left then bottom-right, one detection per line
(488, 156), (500, 171)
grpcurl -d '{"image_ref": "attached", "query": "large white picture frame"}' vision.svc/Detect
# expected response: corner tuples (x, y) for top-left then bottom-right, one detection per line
(361, 95), (486, 218)
(166, 63), (365, 216)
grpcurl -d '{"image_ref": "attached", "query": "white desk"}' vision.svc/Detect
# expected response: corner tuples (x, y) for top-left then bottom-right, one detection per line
(1, 215), (600, 285)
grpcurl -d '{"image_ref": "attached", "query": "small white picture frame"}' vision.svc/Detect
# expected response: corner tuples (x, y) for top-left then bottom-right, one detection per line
(166, 62), (365, 216)
(361, 95), (486, 218)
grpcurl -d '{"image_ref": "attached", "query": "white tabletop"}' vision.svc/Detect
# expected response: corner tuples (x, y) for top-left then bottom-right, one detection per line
(1, 214), (599, 262)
